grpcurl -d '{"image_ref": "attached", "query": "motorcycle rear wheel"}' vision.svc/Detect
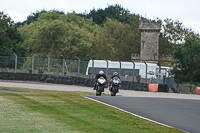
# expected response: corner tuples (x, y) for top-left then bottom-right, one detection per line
(96, 91), (102, 96)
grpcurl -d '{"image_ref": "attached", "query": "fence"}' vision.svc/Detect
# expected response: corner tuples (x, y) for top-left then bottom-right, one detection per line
(0, 54), (174, 87)
(0, 55), (88, 77)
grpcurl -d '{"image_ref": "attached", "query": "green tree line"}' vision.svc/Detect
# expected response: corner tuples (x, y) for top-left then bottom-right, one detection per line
(0, 4), (200, 82)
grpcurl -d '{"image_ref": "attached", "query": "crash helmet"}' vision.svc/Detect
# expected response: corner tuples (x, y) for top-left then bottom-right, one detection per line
(113, 72), (118, 76)
(99, 70), (104, 75)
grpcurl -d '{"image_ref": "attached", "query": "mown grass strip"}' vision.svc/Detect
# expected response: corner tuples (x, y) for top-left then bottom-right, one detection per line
(0, 87), (184, 133)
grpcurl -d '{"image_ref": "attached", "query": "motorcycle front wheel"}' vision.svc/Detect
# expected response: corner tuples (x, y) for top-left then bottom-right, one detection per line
(111, 86), (117, 96)
(96, 86), (102, 96)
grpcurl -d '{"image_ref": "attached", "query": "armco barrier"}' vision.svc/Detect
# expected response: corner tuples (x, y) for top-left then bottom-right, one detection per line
(196, 87), (200, 95)
(158, 84), (168, 92)
(0, 72), (42, 81)
(148, 84), (158, 92)
(0, 72), (157, 92)
(148, 84), (168, 92)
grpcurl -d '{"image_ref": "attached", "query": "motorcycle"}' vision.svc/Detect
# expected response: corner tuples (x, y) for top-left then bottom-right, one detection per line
(95, 76), (106, 96)
(110, 77), (121, 96)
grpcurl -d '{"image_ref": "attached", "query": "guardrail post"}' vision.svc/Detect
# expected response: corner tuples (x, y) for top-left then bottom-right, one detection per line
(61, 55), (70, 76)
(30, 53), (34, 74)
(105, 59), (108, 77)
(13, 53), (17, 73)
(61, 55), (65, 75)
(90, 58), (94, 80)
(46, 54), (50, 75)
(144, 61), (147, 84)
(132, 61), (135, 82)
(76, 56), (80, 77)
(119, 60), (121, 76)
(157, 62), (161, 77)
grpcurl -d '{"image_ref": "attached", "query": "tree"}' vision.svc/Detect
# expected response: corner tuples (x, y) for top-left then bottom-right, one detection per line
(85, 4), (131, 25)
(16, 10), (47, 27)
(15, 10), (65, 27)
(162, 18), (199, 44)
(86, 9), (106, 25)
(159, 33), (173, 56)
(19, 11), (97, 60)
(105, 4), (131, 24)
(90, 18), (140, 61)
(172, 37), (200, 82)
(129, 14), (141, 54)
(0, 12), (26, 56)
(159, 18), (200, 66)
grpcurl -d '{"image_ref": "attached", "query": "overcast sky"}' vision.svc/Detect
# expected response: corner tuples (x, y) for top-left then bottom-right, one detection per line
(1, 0), (200, 33)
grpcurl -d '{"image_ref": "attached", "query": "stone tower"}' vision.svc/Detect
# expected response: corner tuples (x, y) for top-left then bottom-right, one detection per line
(139, 20), (161, 63)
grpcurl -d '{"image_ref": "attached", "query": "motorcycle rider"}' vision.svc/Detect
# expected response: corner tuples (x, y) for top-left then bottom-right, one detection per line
(109, 72), (121, 91)
(93, 70), (107, 90)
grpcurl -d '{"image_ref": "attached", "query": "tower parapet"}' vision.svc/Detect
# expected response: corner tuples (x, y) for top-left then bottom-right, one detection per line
(131, 53), (140, 61)
(139, 20), (161, 31)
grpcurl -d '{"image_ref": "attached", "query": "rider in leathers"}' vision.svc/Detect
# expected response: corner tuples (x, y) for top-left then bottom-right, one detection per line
(93, 70), (107, 90)
(109, 72), (121, 91)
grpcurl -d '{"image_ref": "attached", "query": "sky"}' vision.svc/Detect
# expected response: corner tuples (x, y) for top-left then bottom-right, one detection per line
(1, 0), (200, 33)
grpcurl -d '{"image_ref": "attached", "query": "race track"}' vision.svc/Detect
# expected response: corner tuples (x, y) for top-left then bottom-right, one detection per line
(1, 80), (200, 133)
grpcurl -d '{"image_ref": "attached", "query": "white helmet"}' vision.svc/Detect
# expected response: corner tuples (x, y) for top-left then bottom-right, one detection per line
(99, 70), (104, 75)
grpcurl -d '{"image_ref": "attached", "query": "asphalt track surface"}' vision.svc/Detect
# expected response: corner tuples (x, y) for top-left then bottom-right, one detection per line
(1, 80), (200, 133)
(85, 96), (200, 133)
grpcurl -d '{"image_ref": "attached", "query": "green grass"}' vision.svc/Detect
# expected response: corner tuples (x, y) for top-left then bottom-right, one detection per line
(0, 87), (183, 133)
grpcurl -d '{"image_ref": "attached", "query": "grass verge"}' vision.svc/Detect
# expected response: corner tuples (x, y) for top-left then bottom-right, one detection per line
(0, 87), (183, 133)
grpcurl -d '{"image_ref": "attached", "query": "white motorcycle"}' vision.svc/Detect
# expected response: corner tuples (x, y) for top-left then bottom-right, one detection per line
(95, 76), (106, 96)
